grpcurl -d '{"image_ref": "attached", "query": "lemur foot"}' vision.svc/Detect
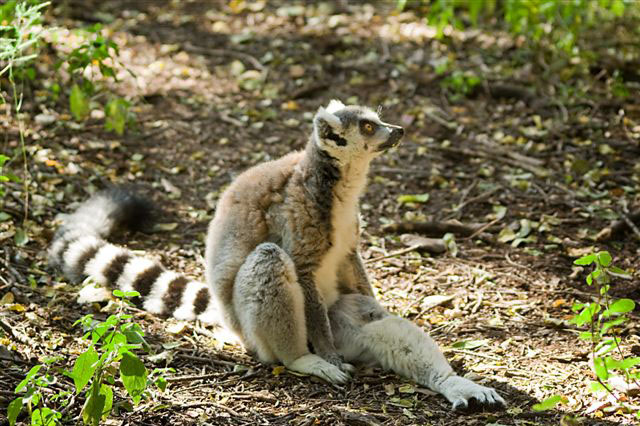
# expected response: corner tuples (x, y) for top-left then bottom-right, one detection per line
(287, 354), (351, 384)
(440, 376), (506, 410)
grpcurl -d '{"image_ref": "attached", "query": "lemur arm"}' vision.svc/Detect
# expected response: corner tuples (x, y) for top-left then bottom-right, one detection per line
(338, 251), (374, 296)
(296, 271), (344, 366)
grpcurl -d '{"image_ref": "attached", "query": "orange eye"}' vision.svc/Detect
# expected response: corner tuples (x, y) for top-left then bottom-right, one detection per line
(364, 123), (374, 133)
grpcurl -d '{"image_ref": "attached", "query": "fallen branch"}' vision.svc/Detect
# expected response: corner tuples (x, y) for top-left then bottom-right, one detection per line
(400, 234), (446, 254)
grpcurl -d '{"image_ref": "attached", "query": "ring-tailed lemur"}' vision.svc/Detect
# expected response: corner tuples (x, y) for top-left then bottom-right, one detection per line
(49, 100), (505, 410)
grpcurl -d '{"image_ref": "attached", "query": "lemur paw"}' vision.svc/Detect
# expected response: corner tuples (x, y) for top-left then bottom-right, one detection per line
(287, 354), (351, 385)
(441, 376), (506, 411)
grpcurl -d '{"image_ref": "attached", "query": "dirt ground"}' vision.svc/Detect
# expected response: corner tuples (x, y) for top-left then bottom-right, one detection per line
(1, 1), (639, 425)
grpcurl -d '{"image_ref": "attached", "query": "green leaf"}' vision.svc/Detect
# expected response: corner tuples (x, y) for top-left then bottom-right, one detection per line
(154, 376), (167, 392)
(99, 384), (113, 420)
(578, 331), (594, 341)
(497, 226), (516, 243)
(597, 251), (612, 267)
(593, 357), (609, 380)
(112, 289), (124, 298)
(124, 290), (140, 298)
(31, 407), (60, 426)
(104, 97), (129, 135)
(451, 339), (488, 350)
(609, 266), (631, 278)
(397, 193), (430, 204)
(70, 84), (90, 121)
(611, 0), (625, 16)
(606, 357), (640, 371)
(8, 397), (23, 426)
(82, 383), (106, 426)
(574, 254), (595, 265)
(120, 352), (147, 405)
(16, 365), (42, 392)
(14, 228), (28, 246)
(589, 381), (606, 393)
(532, 395), (565, 411)
(71, 347), (98, 393)
(607, 298), (635, 314)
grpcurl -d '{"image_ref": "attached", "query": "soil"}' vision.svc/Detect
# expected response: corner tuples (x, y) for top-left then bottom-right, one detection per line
(1, 1), (639, 425)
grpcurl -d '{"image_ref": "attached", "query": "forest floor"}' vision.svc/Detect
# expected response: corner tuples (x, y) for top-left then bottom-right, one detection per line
(1, 1), (640, 425)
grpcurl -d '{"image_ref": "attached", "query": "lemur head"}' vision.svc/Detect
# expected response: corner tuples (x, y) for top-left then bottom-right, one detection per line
(312, 100), (404, 164)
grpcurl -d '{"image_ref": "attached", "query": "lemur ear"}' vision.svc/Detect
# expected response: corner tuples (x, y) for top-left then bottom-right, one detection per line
(314, 106), (342, 131)
(325, 99), (346, 114)
(314, 107), (347, 147)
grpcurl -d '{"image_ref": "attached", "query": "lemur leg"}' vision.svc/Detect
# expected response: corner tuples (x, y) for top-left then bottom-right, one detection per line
(330, 294), (505, 409)
(233, 243), (350, 384)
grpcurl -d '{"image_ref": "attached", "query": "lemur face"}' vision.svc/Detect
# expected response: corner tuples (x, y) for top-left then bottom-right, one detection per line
(313, 100), (404, 164)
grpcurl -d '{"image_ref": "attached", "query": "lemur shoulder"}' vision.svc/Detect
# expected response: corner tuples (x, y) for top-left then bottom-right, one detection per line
(49, 100), (505, 410)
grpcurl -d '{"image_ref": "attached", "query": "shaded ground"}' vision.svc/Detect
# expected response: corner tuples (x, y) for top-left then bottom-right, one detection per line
(1, 1), (639, 425)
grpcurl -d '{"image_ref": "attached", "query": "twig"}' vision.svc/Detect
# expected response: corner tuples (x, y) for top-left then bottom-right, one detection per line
(364, 245), (420, 264)
(464, 218), (500, 241)
(620, 201), (640, 241)
(166, 372), (223, 383)
(180, 401), (241, 417)
(219, 111), (245, 127)
(450, 187), (499, 219)
(176, 353), (237, 368)
(434, 145), (550, 178)
(446, 348), (501, 361)
(424, 109), (457, 130)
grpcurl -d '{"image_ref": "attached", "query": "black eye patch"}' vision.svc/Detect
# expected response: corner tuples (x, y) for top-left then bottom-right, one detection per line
(318, 118), (347, 146)
(326, 130), (347, 146)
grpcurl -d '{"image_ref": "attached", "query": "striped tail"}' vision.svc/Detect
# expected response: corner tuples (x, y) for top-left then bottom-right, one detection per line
(49, 187), (219, 323)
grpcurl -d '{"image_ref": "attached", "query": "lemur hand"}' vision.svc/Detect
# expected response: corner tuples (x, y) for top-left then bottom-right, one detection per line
(321, 351), (355, 375)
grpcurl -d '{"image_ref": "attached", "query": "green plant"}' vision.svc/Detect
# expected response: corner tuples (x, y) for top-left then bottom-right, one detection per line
(61, 23), (133, 134)
(7, 357), (67, 426)
(70, 289), (152, 425)
(8, 290), (166, 425)
(0, 154), (21, 197)
(534, 251), (639, 418)
(1, 0), (50, 218)
(441, 70), (482, 101)
(397, 0), (631, 53)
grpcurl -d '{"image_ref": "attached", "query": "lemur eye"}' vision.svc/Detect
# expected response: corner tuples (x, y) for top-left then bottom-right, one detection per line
(361, 121), (376, 135)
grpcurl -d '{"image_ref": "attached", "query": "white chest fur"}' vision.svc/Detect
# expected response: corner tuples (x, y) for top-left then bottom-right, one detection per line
(314, 157), (369, 306)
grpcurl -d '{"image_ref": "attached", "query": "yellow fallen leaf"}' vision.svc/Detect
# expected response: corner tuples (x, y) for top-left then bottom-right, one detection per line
(552, 299), (566, 308)
(272, 365), (285, 376)
(281, 100), (299, 111)
(398, 384), (416, 394)
(166, 321), (188, 334)
(8, 303), (26, 312)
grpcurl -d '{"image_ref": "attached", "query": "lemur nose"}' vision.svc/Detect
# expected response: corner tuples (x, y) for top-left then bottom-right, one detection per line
(394, 127), (404, 136)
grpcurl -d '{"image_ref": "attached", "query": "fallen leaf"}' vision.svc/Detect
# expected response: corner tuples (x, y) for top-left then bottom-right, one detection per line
(451, 339), (489, 350)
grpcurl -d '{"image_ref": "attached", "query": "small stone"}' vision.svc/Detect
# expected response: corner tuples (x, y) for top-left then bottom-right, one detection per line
(35, 113), (56, 126)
